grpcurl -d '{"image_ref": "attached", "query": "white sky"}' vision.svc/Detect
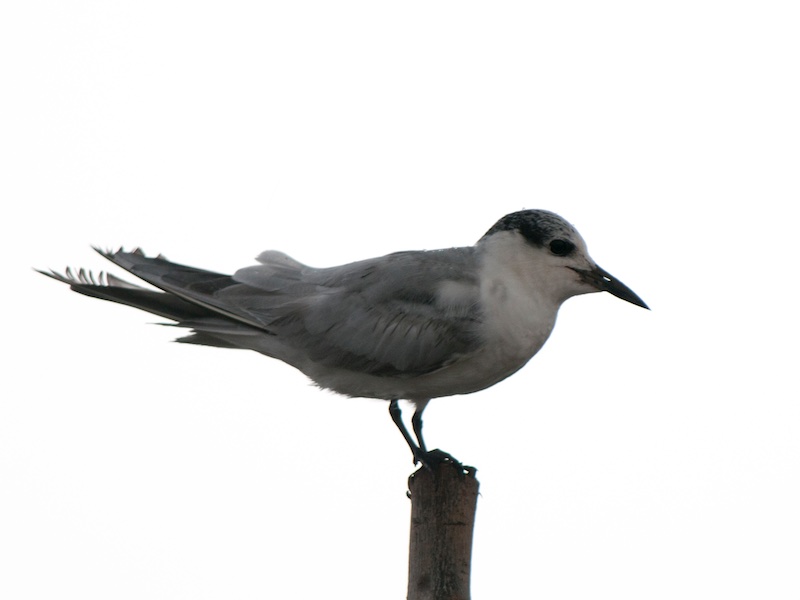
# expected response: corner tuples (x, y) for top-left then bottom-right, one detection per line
(2, 2), (799, 598)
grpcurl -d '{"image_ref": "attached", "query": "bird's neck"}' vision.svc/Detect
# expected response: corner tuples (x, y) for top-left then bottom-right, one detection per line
(476, 235), (562, 359)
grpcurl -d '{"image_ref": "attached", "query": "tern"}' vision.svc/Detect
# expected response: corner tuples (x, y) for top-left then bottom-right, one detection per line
(39, 209), (648, 465)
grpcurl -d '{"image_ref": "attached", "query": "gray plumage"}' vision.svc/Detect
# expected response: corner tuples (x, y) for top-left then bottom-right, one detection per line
(39, 209), (648, 463)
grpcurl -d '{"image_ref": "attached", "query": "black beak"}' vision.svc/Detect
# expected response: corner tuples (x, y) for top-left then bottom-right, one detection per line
(573, 265), (649, 309)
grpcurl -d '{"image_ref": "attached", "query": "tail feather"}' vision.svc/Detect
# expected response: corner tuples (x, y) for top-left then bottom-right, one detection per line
(93, 247), (271, 331)
(174, 332), (245, 348)
(37, 267), (217, 322)
(38, 248), (278, 353)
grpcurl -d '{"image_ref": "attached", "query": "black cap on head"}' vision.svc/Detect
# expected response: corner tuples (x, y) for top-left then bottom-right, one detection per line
(483, 210), (577, 247)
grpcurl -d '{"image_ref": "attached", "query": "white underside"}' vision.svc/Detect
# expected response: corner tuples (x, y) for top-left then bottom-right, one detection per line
(248, 233), (566, 402)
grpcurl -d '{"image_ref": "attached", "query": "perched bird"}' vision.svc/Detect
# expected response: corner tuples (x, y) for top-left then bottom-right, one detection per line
(39, 209), (647, 465)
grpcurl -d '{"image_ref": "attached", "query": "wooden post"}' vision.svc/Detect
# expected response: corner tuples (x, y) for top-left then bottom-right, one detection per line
(406, 459), (480, 600)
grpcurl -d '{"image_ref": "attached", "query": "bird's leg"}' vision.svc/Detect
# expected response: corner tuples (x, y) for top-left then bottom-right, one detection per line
(411, 399), (430, 454)
(391, 399), (462, 470)
(411, 401), (461, 468)
(389, 400), (425, 465)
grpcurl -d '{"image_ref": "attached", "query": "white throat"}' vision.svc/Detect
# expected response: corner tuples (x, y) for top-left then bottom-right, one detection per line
(476, 232), (563, 361)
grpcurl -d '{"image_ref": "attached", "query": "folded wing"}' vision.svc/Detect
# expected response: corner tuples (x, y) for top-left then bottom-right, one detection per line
(43, 247), (484, 379)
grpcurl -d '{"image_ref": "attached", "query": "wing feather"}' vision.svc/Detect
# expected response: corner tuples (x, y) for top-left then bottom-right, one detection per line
(91, 246), (484, 378)
(232, 249), (484, 376)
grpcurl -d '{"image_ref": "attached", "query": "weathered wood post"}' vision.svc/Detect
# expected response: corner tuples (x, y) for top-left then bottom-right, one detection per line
(406, 459), (480, 600)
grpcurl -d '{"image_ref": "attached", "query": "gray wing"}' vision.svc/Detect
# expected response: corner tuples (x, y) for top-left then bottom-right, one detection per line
(80, 246), (483, 378)
(231, 248), (484, 377)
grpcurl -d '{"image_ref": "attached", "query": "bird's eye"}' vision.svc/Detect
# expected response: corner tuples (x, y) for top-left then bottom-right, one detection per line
(549, 239), (574, 256)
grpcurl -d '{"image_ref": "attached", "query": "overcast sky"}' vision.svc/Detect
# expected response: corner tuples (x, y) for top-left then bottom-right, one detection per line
(2, 2), (798, 599)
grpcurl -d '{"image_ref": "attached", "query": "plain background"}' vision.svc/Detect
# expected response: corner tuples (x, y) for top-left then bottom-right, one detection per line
(2, 2), (798, 598)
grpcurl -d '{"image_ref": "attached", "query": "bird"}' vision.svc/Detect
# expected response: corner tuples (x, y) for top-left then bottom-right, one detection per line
(39, 209), (648, 466)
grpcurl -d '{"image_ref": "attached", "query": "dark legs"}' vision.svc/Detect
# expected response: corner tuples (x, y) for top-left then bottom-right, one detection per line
(389, 399), (466, 470)
(411, 399), (430, 454)
(390, 398), (458, 470)
(389, 399), (427, 464)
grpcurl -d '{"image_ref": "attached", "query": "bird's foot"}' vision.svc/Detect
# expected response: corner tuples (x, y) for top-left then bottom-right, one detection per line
(413, 448), (476, 476)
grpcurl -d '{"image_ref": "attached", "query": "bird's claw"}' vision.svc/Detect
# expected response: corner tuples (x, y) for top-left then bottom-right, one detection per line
(413, 448), (473, 474)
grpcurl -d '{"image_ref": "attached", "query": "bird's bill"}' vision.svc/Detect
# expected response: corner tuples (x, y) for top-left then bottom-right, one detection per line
(573, 265), (649, 309)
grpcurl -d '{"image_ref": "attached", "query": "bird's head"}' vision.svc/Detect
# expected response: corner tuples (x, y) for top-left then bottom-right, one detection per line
(480, 209), (649, 309)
